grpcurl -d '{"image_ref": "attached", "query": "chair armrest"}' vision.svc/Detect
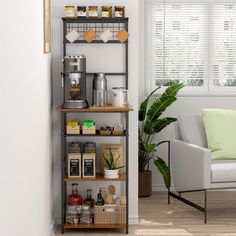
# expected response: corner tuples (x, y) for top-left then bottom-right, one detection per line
(170, 140), (211, 192)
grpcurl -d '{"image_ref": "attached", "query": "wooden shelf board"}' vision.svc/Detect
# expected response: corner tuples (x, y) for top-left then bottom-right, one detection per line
(64, 173), (126, 182)
(56, 105), (133, 113)
(64, 223), (126, 229)
(65, 130), (127, 137)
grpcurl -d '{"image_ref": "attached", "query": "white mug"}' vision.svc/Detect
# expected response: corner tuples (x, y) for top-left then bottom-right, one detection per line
(111, 87), (129, 107)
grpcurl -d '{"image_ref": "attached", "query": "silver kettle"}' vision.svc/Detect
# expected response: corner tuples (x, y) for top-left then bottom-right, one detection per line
(93, 73), (108, 107)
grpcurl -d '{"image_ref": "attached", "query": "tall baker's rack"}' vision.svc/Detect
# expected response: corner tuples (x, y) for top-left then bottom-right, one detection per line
(56, 17), (131, 234)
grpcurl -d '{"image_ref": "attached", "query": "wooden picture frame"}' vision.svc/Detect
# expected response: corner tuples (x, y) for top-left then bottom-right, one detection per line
(43, 0), (52, 53)
(100, 144), (124, 174)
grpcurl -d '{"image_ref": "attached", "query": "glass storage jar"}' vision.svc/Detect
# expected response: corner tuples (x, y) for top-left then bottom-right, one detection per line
(114, 6), (125, 18)
(77, 6), (86, 18)
(65, 6), (76, 18)
(88, 6), (98, 18)
(101, 6), (112, 18)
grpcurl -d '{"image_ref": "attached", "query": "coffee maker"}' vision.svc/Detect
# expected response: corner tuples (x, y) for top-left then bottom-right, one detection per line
(63, 55), (88, 109)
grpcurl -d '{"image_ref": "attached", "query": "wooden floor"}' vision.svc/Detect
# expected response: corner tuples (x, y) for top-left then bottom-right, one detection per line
(56, 191), (236, 236)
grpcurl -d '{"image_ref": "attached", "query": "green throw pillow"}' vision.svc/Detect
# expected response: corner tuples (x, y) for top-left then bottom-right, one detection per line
(201, 109), (236, 160)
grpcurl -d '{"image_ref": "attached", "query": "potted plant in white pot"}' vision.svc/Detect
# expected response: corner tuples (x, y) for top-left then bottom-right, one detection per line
(103, 148), (125, 179)
(139, 83), (185, 197)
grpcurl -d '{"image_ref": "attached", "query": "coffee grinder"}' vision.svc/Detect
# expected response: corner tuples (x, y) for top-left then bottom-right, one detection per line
(63, 55), (88, 109)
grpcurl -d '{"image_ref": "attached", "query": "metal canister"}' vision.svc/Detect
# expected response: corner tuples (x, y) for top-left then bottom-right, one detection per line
(77, 6), (87, 18)
(101, 6), (112, 18)
(88, 6), (98, 18)
(93, 73), (108, 107)
(65, 6), (76, 18)
(114, 6), (125, 18)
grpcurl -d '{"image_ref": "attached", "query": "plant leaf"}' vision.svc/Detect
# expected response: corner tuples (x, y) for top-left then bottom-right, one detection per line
(153, 158), (171, 188)
(144, 117), (177, 135)
(139, 142), (156, 153)
(160, 83), (185, 98)
(146, 83), (185, 122)
(139, 87), (160, 121)
(147, 95), (177, 122)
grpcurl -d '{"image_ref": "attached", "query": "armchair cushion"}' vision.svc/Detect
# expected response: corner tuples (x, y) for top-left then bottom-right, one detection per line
(178, 115), (207, 147)
(202, 109), (236, 160)
(211, 162), (236, 183)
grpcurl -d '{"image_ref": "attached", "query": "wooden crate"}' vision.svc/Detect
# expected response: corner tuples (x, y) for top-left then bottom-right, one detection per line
(94, 205), (126, 224)
(82, 125), (96, 134)
(67, 125), (80, 134)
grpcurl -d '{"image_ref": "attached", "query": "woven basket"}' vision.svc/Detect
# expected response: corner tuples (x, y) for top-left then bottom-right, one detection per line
(99, 130), (112, 135)
(94, 205), (126, 224)
(112, 130), (124, 135)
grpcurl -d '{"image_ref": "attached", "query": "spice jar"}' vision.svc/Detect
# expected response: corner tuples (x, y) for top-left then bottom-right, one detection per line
(65, 6), (76, 18)
(89, 6), (98, 18)
(114, 6), (125, 18)
(101, 6), (112, 18)
(77, 6), (86, 18)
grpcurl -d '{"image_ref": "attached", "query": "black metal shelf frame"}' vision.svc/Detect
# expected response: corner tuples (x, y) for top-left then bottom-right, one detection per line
(60, 17), (129, 234)
(62, 18), (129, 44)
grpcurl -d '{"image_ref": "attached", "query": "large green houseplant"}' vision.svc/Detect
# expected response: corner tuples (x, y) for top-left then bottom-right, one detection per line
(138, 83), (184, 197)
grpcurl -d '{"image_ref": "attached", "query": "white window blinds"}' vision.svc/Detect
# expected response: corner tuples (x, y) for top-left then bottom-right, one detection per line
(212, 4), (236, 89)
(146, 0), (236, 94)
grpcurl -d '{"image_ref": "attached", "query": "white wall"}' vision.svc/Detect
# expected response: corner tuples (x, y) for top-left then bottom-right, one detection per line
(52, 0), (139, 224)
(0, 2), (53, 236)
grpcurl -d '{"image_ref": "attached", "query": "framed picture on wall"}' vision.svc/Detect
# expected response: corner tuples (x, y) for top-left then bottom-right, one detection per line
(43, 0), (52, 53)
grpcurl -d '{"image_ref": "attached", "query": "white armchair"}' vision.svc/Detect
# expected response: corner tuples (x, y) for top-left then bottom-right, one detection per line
(169, 115), (236, 222)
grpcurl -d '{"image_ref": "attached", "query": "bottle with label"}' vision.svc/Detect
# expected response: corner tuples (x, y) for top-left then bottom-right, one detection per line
(84, 189), (95, 208)
(96, 188), (105, 205)
(67, 184), (83, 214)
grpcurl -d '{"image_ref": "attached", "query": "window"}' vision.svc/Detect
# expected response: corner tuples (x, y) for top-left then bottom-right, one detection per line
(145, 0), (236, 94)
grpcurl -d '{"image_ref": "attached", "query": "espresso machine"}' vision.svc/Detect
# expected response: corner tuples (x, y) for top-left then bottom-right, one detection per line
(62, 55), (88, 109)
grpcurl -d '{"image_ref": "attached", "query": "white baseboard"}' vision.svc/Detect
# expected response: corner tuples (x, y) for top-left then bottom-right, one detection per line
(50, 221), (55, 236)
(129, 215), (139, 224)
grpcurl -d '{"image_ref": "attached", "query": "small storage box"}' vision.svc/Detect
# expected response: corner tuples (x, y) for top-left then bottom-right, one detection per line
(66, 125), (80, 134)
(94, 205), (126, 224)
(82, 125), (96, 134)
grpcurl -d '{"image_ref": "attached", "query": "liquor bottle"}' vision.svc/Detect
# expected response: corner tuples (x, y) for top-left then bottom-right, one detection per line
(96, 188), (105, 205)
(68, 183), (82, 208)
(84, 189), (95, 208)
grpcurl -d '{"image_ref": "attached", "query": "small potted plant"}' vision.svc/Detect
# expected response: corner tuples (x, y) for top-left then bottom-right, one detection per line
(103, 148), (124, 179)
